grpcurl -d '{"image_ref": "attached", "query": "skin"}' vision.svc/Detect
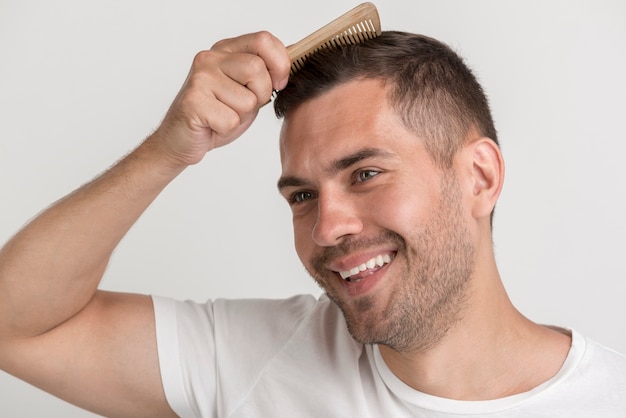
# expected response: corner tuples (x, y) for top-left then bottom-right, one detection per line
(0, 30), (571, 416)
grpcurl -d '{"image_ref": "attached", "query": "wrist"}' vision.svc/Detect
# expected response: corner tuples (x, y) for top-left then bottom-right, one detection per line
(140, 131), (195, 174)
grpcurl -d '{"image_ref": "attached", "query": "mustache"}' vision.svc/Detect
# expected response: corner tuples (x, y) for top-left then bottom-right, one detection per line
(311, 230), (406, 273)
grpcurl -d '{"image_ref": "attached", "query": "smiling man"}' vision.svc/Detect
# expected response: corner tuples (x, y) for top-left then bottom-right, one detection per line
(1, 30), (625, 417)
(278, 78), (477, 356)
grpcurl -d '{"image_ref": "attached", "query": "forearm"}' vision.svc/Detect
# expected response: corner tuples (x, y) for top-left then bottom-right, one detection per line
(0, 134), (185, 339)
(0, 32), (290, 418)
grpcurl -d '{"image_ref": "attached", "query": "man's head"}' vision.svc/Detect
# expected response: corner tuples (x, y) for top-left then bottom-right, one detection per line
(274, 31), (498, 170)
(275, 32), (504, 353)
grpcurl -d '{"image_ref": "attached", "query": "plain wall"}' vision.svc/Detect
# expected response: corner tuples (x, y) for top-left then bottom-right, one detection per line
(1, 0), (625, 416)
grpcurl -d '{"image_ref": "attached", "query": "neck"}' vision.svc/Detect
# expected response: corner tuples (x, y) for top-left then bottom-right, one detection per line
(378, 263), (571, 400)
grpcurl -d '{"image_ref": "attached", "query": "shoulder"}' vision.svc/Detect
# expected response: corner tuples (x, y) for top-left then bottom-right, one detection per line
(152, 294), (358, 416)
(578, 331), (626, 375)
(211, 294), (351, 350)
(152, 293), (348, 351)
(557, 330), (626, 407)
(153, 293), (327, 324)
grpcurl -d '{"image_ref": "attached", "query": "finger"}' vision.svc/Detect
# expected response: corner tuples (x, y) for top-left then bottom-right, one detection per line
(218, 53), (274, 106)
(212, 31), (290, 91)
(189, 49), (269, 111)
(181, 70), (258, 140)
(199, 99), (253, 141)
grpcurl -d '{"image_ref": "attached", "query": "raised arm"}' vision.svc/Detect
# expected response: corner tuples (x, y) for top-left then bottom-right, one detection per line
(0, 32), (290, 417)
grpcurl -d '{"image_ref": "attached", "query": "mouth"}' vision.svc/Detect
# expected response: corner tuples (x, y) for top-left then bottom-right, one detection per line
(334, 252), (395, 282)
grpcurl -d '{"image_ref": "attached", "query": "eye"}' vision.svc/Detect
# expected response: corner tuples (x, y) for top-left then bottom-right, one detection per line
(290, 190), (316, 204)
(355, 169), (380, 183)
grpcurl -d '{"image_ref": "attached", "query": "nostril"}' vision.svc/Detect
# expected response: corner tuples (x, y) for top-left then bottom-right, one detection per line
(312, 193), (364, 246)
(312, 214), (363, 247)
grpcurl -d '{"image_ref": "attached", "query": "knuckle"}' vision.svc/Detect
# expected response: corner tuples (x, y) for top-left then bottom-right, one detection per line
(210, 37), (233, 51)
(192, 49), (219, 68)
(253, 30), (275, 47)
(240, 90), (259, 109)
(225, 116), (242, 133)
(180, 87), (204, 109)
(246, 54), (267, 75)
(216, 109), (241, 135)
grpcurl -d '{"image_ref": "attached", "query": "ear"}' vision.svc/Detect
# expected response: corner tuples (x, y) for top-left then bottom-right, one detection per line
(461, 138), (504, 220)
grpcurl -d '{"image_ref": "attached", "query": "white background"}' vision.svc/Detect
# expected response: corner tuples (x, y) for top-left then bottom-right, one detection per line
(1, 0), (625, 416)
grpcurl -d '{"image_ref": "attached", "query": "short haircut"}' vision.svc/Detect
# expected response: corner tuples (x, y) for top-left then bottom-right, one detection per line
(274, 31), (498, 169)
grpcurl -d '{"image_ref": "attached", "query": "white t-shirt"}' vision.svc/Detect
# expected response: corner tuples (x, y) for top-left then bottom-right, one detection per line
(152, 294), (626, 417)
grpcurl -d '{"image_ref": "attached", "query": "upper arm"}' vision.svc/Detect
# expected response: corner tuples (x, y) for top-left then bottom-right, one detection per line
(0, 290), (177, 418)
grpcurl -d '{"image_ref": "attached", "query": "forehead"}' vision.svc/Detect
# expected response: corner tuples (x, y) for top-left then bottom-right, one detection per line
(279, 79), (400, 162)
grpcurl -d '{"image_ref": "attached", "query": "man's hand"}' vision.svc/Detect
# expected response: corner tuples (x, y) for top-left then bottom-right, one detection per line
(153, 31), (290, 167)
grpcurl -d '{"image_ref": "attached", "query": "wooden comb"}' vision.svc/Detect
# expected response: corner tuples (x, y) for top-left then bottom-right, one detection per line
(287, 2), (381, 75)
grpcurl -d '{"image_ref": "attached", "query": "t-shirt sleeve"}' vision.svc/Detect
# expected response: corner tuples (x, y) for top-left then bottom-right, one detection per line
(152, 295), (218, 418)
(151, 294), (321, 418)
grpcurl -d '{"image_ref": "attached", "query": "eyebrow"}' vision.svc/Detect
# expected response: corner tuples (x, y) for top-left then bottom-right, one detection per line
(330, 148), (393, 173)
(277, 147), (394, 191)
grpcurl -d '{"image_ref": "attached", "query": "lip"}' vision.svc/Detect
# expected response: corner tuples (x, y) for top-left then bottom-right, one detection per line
(329, 248), (397, 273)
(338, 260), (391, 297)
(329, 249), (397, 298)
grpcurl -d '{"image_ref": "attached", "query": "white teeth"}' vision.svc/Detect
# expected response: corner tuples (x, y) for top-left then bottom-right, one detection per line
(338, 253), (393, 281)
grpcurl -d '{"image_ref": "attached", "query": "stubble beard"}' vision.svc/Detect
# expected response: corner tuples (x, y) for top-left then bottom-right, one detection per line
(309, 173), (475, 354)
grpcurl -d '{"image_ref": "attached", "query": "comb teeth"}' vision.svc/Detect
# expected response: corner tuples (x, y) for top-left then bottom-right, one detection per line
(286, 3), (381, 75)
(290, 18), (380, 73)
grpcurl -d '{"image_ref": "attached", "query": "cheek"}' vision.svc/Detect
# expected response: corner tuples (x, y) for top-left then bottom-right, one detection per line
(292, 216), (315, 264)
(369, 186), (433, 233)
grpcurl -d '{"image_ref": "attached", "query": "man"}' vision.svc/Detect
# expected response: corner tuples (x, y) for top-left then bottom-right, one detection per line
(0, 30), (624, 417)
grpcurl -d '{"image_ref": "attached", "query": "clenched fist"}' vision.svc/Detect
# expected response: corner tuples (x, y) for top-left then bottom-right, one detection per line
(153, 31), (290, 167)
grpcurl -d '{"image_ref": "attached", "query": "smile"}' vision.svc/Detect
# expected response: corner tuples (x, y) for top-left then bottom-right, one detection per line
(337, 253), (393, 282)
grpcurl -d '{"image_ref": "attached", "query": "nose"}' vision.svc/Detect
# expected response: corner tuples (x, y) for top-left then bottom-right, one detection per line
(311, 192), (363, 247)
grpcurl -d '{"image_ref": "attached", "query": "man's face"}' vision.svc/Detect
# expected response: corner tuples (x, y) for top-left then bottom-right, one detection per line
(278, 79), (475, 352)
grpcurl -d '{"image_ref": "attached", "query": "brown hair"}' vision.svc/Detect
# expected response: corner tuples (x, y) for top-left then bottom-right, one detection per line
(274, 31), (498, 169)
